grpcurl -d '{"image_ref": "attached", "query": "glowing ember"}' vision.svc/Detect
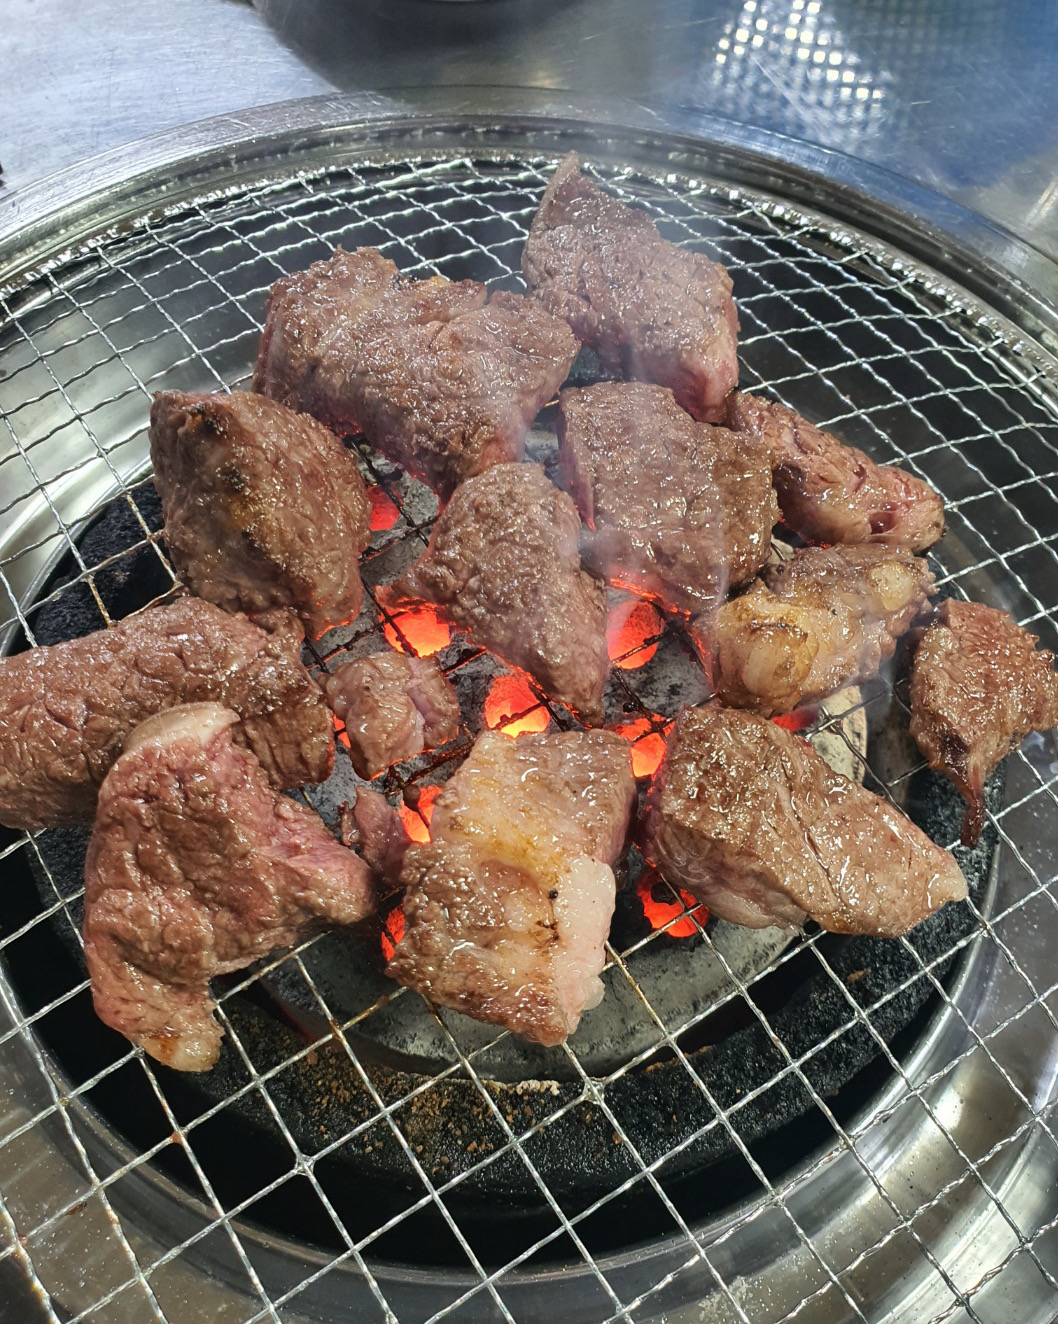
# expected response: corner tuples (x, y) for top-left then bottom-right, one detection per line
(607, 599), (663, 670)
(368, 485), (400, 532)
(637, 871), (708, 938)
(332, 713), (351, 750)
(383, 603), (451, 657)
(613, 715), (668, 778)
(773, 706), (818, 733)
(398, 784), (441, 844)
(379, 902), (406, 962)
(484, 673), (550, 737)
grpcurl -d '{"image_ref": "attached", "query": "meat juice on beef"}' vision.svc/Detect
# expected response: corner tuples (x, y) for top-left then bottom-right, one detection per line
(380, 462), (610, 724)
(557, 382), (778, 615)
(253, 246), (578, 500)
(727, 392), (944, 551)
(149, 390), (371, 639)
(324, 651), (461, 779)
(84, 704), (375, 1071)
(0, 599), (333, 831)
(709, 544), (935, 716)
(910, 599), (1058, 844)
(387, 729), (636, 1046)
(644, 705), (966, 937)
(524, 154), (739, 423)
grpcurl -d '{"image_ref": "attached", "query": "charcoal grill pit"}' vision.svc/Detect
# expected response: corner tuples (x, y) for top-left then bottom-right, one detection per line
(1, 90), (1057, 1324)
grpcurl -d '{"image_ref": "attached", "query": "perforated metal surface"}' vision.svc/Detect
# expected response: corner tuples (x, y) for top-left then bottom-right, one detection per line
(1, 130), (1058, 1324)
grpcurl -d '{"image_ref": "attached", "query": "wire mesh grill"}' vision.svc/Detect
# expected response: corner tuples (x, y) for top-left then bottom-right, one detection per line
(1, 150), (1058, 1324)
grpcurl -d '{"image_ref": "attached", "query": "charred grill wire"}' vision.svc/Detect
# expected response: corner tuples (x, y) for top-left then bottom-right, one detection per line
(0, 150), (1055, 1324)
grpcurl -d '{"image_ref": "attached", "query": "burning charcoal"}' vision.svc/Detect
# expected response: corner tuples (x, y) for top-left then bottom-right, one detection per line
(644, 704), (967, 937)
(558, 382), (777, 614)
(83, 704), (375, 1072)
(0, 599), (333, 831)
(910, 600), (1058, 845)
(524, 154), (738, 423)
(324, 651), (460, 779)
(387, 730), (636, 1046)
(708, 544), (934, 717)
(149, 390), (371, 639)
(380, 463), (610, 725)
(727, 392), (944, 551)
(253, 246), (578, 500)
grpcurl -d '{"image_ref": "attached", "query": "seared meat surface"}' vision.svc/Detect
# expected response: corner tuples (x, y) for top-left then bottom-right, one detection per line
(252, 247), (577, 499)
(727, 392), (944, 552)
(324, 651), (460, 778)
(339, 787), (410, 889)
(910, 600), (1058, 845)
(150, 390), (370, 639)
(381, 463), (610, 724)
(557, 383), (777, 614)
(644, 705), (966, 936)
(0, 599), (333, 830)
(388, 730), (635, 1046)
(524, 154), (738, 423)
(84, 704), (374, 1071)
(710, 545), (934, 716)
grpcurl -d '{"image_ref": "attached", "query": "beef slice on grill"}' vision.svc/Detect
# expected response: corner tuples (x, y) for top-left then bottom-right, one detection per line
(910, 600), (1058, 846)
(380, 462), (610, 724)
(387, 729), (635, 1046)
(84, 704), (374, 1072)
(0, 598), (333, 831)
(709, 544), (934, 717)
(557, 382), (777, 615)
(644, 704), (966, 937)
(252, 246), (578, 500)
(324, 650), (461, 779)
(149, 390), (371, 639)
(523, 153), (738, 424)
(727, 392), (945, 552)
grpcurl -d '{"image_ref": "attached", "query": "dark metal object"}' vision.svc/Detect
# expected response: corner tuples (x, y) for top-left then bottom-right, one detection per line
(0, 97), (1057, 1323)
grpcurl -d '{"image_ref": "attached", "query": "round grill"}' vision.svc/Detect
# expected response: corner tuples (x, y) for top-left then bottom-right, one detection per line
(0, 97), (1057, 1323)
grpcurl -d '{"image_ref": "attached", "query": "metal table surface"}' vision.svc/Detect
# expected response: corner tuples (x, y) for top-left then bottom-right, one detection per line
(3, 0), (1058, 263)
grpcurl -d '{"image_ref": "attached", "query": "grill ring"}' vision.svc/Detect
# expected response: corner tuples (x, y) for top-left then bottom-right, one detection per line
(0, 91), (1056, 1324)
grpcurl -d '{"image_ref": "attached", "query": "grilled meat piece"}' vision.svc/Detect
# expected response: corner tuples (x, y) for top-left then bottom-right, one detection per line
(644, 705), (966, 937)
(339, 787), (411, 889)
(0, 599), (333, 831)
(388, 730), (635, 1046)
(84, 704), (373, 1071)
(324, 651), (460, 778)
(149, 390), (371, 639)
(910, 600), (1058, 845)
(557, 382), (777, 614)
(524, 154), (738, 423)
(727, 392), (944, 552)
(252, 246), (577, 499)
(381, 463), (610, 724)
(710, 545), (934, 716)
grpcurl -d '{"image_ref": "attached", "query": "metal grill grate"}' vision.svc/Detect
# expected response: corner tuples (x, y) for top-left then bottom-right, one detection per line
(1, 145), (1058, 1324)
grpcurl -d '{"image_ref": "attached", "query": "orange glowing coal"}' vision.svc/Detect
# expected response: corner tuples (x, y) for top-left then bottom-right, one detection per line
(772, 706), (818, 733)
(398, 784), (441, 844)
(379, 901), (406, 962)
(607, 599), (663, 670)
(613, 715), (668, 778)
(637, 870), (708, 939)
(383, 603), (451, 657)
(332, 713), (351, 750)
(484, 673), (550, 737)
(368, 485), (400, 532)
